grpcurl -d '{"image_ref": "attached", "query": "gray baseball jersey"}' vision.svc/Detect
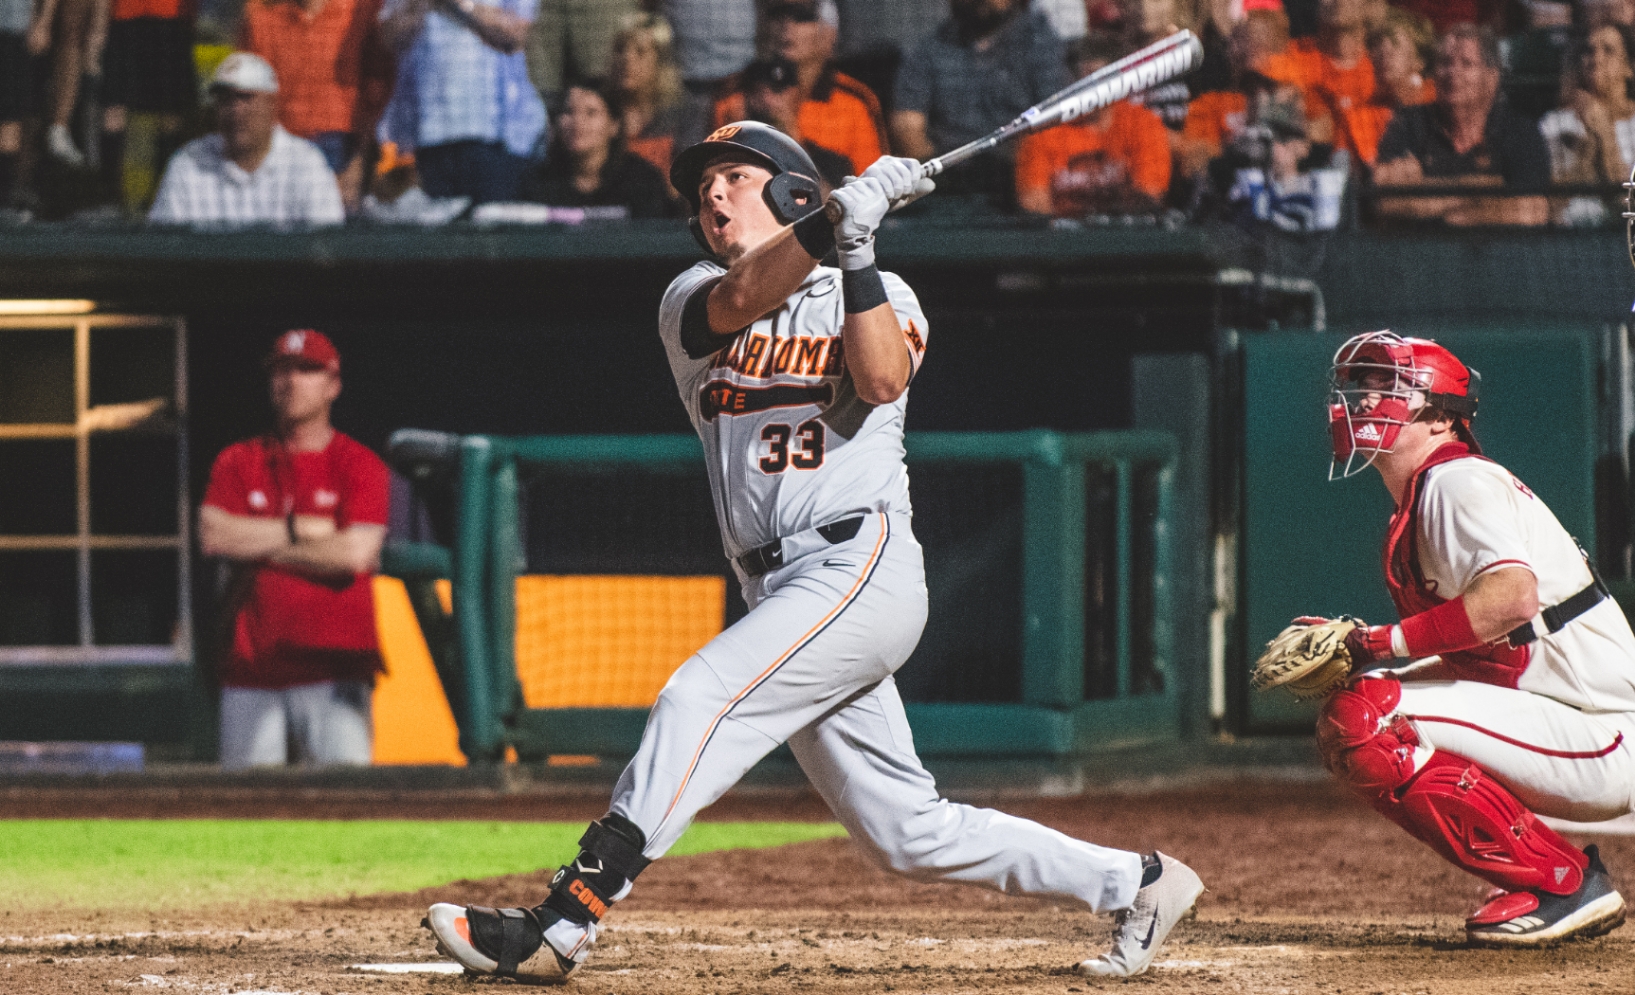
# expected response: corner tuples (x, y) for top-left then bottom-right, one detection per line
(658, 261), (929, 558)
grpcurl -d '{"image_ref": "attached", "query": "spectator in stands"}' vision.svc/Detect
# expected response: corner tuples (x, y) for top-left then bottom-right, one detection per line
(1501, 0), (1574, 119)
(611, 12), (684, 175)
(518, 80), (675, 216)
(525, 0), (639, 101)
(241, 0), (395, 212)
(711, 0), (887, 175)
(733, 55), (852, 186)
(200, 329), (388, 771)
(664, 0), (756, 148)
(1373, 25), (1549, 225)
(1396, 0), (1501, 34)
(0, 0), (30, 210)
(1119, 0), (1196, 128)
(1016, 36), (1171, 215)
(99, 0), (196, 207)
(149, 53), (346, 226)
(892, 0), (1069, 203)
(28, 0), (103, 166)
(1180, 9), (1293, 177)
(377, 0), (546, 203)
(1339, 7), (1435, 165)
(1540, 23), (1635, 223)
(1260, 0), (1375, 150)
(1199, 88), (1349, 230)
(1585, 0), (1635, 29)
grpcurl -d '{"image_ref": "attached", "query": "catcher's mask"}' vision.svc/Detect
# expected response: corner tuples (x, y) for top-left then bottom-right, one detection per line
(1624, 160), (1635, 270)
(1328, 331), (1481, 480)
(670, 121), (824, 256)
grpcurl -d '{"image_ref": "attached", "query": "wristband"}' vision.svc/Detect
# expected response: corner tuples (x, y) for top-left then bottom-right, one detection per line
(286, 511), (299, 545)
(842, 263), (889, 313)
(1399, 595), (1483, 658)
(791, 211), (835, 260)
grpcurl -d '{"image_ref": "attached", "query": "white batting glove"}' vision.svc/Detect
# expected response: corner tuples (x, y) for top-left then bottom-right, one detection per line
(860, 155), (935, 212)
(825, 175), (890, 270)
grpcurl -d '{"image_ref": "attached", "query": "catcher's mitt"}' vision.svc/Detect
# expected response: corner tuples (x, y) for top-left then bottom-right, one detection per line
(1251, 618), (1357, 700)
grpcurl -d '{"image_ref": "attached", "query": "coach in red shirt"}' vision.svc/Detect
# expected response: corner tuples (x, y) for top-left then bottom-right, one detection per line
(199, 329), (389, 770)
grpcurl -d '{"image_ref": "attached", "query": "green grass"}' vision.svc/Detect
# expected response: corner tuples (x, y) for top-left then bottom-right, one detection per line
(0, 820), (847, 911)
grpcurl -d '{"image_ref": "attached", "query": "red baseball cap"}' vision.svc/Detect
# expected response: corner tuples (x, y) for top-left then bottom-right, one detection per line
(265, 329), (340, 371)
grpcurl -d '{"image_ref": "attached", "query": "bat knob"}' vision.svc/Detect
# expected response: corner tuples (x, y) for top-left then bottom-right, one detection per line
(823, 198), (843, 224)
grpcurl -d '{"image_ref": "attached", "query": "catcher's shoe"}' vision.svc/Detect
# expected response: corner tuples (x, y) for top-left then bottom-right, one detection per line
(424, 901), (595, 984)
(1078, 851), (1205, 978)
(1466, 845), (1627, 948)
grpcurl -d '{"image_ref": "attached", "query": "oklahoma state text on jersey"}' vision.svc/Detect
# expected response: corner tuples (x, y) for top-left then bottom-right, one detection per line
(659, 262), (928, 560)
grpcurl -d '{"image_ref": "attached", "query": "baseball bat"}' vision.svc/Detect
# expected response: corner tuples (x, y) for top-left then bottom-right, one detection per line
(922, 29), (1205, 178)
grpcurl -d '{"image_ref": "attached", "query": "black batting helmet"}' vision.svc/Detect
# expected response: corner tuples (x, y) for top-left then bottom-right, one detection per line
(670, 122), (824, 250)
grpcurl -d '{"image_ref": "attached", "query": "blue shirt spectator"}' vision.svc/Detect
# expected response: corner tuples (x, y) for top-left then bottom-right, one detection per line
(378, 0), (547, 202)
(891, 0), (1069, 200)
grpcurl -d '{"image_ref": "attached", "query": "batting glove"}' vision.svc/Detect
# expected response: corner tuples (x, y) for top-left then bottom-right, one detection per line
(826, 175), (890, 270)
(860, 155), (935, 212)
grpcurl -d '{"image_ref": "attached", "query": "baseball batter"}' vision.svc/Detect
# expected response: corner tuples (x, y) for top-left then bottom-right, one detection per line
(1287, 331), (1634, 945)
(425, 122), (1205, 982)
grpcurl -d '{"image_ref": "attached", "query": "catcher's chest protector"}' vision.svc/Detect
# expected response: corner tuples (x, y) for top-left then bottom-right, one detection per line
(1383, 445), (1529, 682)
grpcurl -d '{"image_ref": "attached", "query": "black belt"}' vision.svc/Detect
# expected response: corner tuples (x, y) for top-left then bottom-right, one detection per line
(735, 516), (866, 578)
(1507, 569), (1611, 648)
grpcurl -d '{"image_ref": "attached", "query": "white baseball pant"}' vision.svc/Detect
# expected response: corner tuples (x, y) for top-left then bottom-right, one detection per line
(609, 512), (1143, 914)
(219, 680), (374, 770)
(1378, 677), (1635, 824)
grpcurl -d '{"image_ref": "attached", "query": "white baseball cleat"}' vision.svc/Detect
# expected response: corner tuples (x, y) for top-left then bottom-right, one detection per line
(1077, 851), (1205, 978)
(423, 901), (595, 984)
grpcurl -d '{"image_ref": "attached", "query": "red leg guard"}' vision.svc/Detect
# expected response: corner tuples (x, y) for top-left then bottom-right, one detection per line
(1317, 677), (1419, 793)
(1316, 678), (1588, 897)
(1392, 753), (1587, 896)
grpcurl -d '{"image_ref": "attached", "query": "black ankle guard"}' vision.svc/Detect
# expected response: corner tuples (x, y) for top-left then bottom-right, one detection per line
(467, 905), (545, 975)
(542, 816), (652, 925)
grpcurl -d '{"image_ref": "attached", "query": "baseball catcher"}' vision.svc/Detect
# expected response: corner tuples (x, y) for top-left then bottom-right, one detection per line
(1258, 331), (1633, 946)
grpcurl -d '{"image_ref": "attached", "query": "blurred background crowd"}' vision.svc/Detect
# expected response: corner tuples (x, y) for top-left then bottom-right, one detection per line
(1, 0), (1629, 229)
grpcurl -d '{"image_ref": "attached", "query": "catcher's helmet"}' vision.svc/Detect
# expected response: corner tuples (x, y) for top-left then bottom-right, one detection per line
(670, 122), (824, 254)
(1328, 331), (1481, 479)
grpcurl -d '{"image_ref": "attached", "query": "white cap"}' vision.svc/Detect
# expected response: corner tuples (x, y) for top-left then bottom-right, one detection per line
(210, 52), (279, 95)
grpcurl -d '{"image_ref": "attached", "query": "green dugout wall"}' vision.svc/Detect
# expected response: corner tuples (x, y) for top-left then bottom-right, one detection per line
(1239, 325), (1605, 730)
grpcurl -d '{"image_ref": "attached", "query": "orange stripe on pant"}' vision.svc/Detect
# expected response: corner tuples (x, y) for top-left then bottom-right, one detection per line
(656, 514), (890, 831)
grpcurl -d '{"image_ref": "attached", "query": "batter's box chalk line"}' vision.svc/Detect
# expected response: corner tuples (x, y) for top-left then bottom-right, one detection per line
(350, 962), (466, 974)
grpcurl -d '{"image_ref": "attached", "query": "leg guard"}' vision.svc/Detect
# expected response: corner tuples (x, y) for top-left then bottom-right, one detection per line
(1395, 753), (1587, 896)
(1316, 677), (1420, 794)
(1317, 678), (1587, 897)
(541, 814), (651, 926)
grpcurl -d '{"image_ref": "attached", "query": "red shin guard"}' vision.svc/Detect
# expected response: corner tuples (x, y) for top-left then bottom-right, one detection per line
(1318, 678), (1586, 896)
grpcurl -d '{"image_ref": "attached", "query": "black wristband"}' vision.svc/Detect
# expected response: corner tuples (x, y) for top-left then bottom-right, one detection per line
(286, 511), (298, 545)
(791, 210), (835, 260)
(842, 263), (889, 313)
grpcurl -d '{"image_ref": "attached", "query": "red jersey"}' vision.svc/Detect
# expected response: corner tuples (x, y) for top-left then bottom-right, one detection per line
(203, 431), (389, 689)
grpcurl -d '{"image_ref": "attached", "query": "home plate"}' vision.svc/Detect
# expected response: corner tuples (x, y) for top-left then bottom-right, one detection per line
(350, 963), (466, 974)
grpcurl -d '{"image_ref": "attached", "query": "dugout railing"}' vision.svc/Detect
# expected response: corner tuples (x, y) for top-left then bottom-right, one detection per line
(384, 430), (1180, 765)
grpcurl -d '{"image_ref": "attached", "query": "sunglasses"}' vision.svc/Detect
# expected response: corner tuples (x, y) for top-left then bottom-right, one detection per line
(768, 4), (821, 21)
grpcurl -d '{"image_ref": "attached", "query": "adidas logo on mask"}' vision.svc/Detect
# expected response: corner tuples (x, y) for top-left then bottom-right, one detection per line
(1355, 424), (1383, 442)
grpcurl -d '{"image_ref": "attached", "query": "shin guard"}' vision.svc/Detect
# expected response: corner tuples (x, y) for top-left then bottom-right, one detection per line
(542, 814), (651, 927)
(1393, 752), (1587, 896)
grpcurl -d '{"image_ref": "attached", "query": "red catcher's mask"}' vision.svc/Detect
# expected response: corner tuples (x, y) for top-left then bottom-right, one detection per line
(1327, 331), (1480, 480)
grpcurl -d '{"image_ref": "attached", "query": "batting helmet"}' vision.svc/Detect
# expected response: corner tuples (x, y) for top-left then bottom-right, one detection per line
(670, 122), (824, 253)
(1328, 331), (1481, 479)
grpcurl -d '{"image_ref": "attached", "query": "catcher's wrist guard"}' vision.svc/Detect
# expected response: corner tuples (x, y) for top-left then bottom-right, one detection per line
(1252, 617), (1358, 700)
(1400, 595), (1482, 657)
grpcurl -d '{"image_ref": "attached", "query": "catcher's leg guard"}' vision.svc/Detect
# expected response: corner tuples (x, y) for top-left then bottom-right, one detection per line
(1317, 679), (1587, 897)
(425, 815), (650, 983)
(1316, 677), (1421, 793)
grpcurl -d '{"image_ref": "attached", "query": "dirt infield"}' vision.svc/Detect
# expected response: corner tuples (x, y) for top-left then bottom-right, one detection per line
(3, 779), (1633, 994)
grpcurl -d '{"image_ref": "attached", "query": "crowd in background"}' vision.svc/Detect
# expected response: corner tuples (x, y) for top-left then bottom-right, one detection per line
(1, 0), (1632, 229)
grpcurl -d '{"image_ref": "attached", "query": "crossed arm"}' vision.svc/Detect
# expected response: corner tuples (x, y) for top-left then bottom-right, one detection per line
(199, 505), (385, 578)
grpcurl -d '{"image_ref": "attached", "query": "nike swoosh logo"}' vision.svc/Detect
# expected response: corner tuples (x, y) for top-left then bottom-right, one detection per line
(1139, 914), (1159, 950)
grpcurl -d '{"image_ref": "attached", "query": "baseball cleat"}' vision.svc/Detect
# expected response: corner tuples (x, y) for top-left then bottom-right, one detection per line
(1077, 851), (1205, 978)
(423, 901), (595, 984)
(1466, 845), (1627, 947)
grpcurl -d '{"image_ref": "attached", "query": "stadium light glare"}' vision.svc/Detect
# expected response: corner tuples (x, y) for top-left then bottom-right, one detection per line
(0, 299), (96, 315)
